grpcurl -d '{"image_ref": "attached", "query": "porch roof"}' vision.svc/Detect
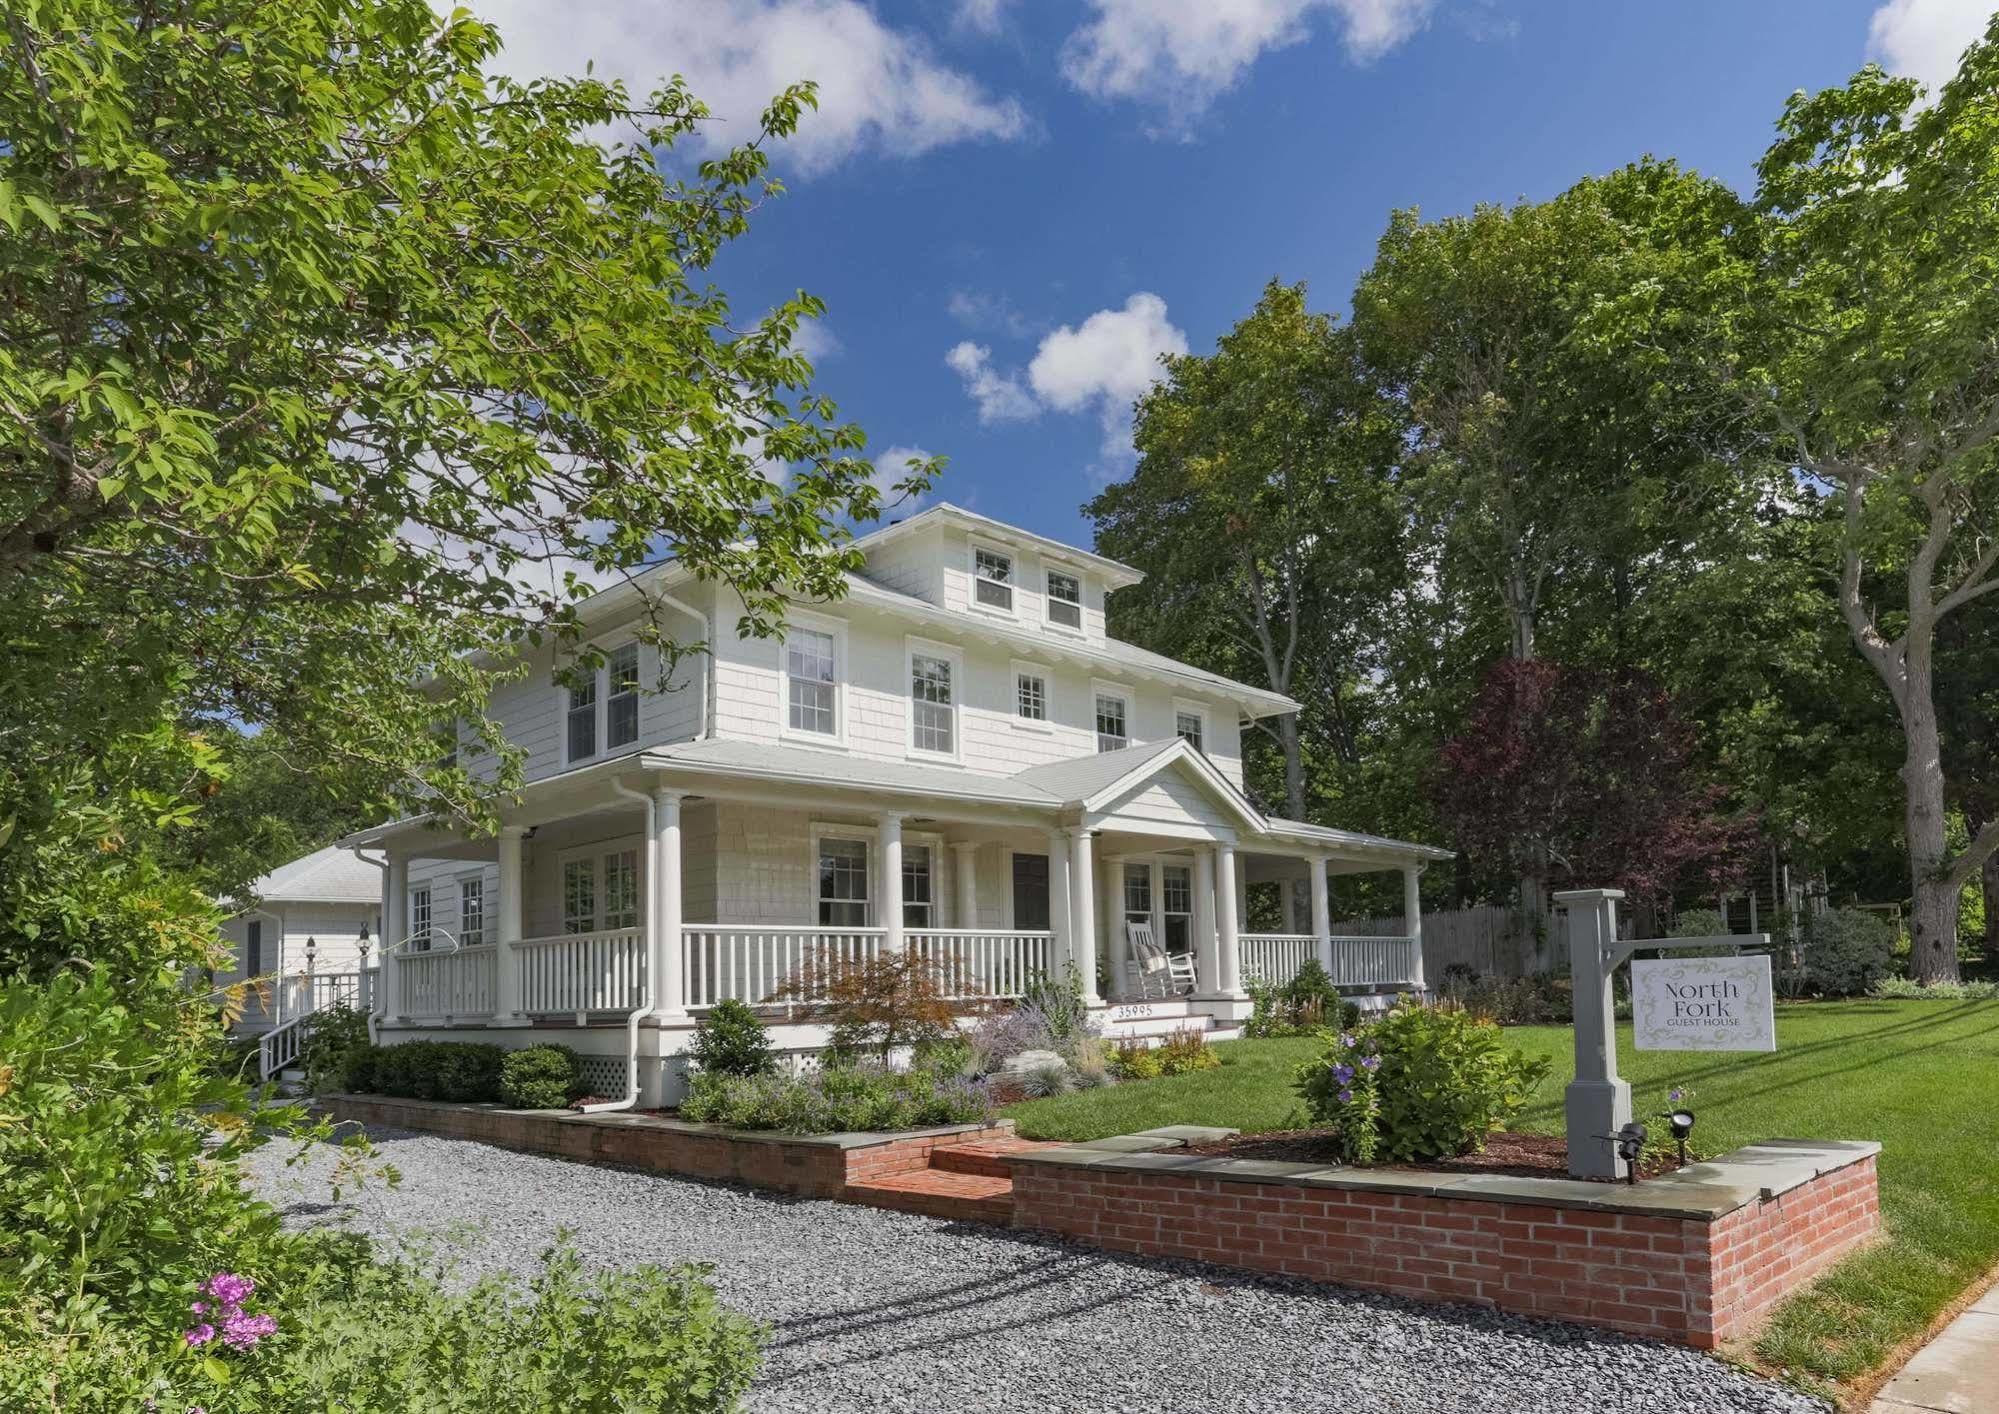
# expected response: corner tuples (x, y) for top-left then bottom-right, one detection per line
(647, 738), (1060, 807)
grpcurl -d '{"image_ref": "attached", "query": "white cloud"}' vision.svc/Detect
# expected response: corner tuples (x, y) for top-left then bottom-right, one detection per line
(790, 316), (842, 363)
(945, 341), (1039, 422)
(868, 444), (936, 516)
(1061, 0), (1437, 131)
(945, 293), (1188, 467)
(456, 1), (1030, 173)
(953, 0), (1013, 37)
(946, 288), (1036, 338)
(1868, 0), (1992, 90)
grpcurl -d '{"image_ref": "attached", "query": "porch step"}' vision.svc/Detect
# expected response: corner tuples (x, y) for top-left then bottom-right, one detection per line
(929, 1135), (1059, 1179)
(843, 1169), (1015, 1226)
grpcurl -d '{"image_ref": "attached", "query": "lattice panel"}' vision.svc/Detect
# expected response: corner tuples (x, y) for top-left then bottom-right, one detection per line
(574, 1053), (626, 1097)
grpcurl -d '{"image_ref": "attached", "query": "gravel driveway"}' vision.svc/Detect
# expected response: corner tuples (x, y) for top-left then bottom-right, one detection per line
(247, 1127), (1826, 1414)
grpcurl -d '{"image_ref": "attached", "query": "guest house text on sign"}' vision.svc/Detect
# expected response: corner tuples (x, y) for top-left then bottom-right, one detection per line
(1631, 955), (1776, 1052)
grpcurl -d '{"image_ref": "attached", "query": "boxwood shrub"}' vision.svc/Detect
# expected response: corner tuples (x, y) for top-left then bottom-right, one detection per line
(346, 1040), (505, 1102)
(500, 1043), (584, 1109)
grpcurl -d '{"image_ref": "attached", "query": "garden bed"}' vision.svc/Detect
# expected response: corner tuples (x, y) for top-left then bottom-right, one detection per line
(1183, 1127), (1688, 1180)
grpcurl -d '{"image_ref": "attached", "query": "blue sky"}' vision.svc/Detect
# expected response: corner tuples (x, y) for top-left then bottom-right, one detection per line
(467, 0), (1991, 548)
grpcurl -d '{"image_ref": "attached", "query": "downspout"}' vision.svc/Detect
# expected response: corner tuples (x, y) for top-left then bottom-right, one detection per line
(654, 588), (713, 742)
(350, 848), (388, 1045)
(580, 778), (656, 1113)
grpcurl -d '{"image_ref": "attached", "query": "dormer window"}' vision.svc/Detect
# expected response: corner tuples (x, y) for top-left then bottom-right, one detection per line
(973, 547), (1014, 612)
(1046, 570), (1082, 630)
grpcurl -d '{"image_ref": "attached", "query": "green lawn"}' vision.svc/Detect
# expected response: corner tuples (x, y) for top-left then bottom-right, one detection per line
(1004, 1000), (1999, 1401)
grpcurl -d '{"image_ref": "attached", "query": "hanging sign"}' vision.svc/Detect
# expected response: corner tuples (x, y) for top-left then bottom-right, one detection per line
(1631, 954), (1776, 1052)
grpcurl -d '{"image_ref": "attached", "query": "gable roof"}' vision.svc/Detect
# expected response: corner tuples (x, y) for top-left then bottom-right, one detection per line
(1012, 738), (1266, 832)
(246, 845), (381, 906)
(854, 503), (1145, 589)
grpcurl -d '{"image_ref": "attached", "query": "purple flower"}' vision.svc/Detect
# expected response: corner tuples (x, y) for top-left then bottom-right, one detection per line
(1333, 1063), (1355, 1085)
(200, 1273), (256, 1309)
(1669, 1087), (1684, 1103)
(189, 1301), (206, 1315)
(183, 1324), (215, 1347)
(1338, 1032), (1357, 1049)
(1360, 1054), (1381, 1071)
(1337, 1088), (1353, 1104)
(220, 1311), (278, 1349)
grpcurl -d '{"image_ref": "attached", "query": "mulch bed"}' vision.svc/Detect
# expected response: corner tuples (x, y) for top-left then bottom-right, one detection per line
(1182, 1128), (1686, 1181)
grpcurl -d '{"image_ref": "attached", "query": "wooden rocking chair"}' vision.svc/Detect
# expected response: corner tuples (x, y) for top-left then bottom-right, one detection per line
(1125, 921), (1197, 999)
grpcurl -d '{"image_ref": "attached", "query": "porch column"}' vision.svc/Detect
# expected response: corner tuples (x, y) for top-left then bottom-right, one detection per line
(1193, 848), (1221, 994)
(1310, 853), (1333, 975)
(952, 841), (979, 929)
(1148, 859), (1166, 953)
(878, 812), (905, 953)
(1404, 862), (1426, 993)
(382, 852), (407, 1021)
(494, 825), (528, 1025)
(1068, 827), (1101, 1004)
(1215, 840), (1243, 996)
(1048, 830), (1073, 978)
(655, 789), (688, 1020)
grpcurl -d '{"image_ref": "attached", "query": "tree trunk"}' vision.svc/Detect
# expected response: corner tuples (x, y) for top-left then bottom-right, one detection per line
(1274, 711), (1306, 822)
(1900, 651), (1962, 983)
(1983, 847), (1999, 956)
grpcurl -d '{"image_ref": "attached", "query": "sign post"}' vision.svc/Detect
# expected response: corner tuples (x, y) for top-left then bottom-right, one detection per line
(1553, 887), (1774, 1180)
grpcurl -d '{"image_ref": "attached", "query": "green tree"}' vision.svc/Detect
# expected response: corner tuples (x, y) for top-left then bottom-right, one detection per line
(1659, 26), (1999, 980)
(0, 0), (934, 862)
(1087, 282), (1404, 819)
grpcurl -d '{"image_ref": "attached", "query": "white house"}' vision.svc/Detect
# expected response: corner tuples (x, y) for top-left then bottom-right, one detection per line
(221, 845), (381, 1034)
(305, 505), (1449, 1101)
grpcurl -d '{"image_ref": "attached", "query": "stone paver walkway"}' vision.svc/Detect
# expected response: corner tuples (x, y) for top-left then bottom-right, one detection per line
(1870, 1279), (1999, 1414)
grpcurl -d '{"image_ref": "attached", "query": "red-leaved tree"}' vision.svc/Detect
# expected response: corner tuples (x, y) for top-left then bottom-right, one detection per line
(1433, 660), (1755, 941)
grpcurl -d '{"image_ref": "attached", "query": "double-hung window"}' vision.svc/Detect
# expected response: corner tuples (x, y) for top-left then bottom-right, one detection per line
(565, 676), (597, 761)
(562, 849), (640, 935)
(1175, 709), (1205, 753)
(911, 652), (955, 755)
(903, 845), (934, 927)
(409, 886), (433, 951)
(602, 849), (640, 930)
(1045, 570), (1082, 629)
(606, 644), (640, 749)
(1122, 864), (1152, 928)
(458, 877), (485, 947)
(973, 547), (1013, 611)
(562, 859), (596, 935)
(1015, 670), (1047, 723)
(817, 838), (870, 927)
(787, 627), (838, 737)
(1162, 865), (1192, 953)
(1095, 691), (1129, 752)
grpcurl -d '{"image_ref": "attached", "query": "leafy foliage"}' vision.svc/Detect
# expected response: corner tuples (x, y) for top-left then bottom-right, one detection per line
(301, 1003), (373, 1095)
(678, 1065), (991, 1134)
(776, 948), (963, 1065)
(688, 999), (779, 1078)
(1784, 909), (1898, 999)
(498, 1045), (585, 1110)
(1108, 1027), (1220, 1081)
(348, 1041), (505, 1103)
(1295, 1003), (1550, 1163)
(1244, 960), (1364, 1037)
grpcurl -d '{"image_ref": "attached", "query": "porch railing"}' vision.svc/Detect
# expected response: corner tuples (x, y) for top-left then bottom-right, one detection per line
(518, 927), (645, 1017)
(272, 970), (363, 1025)
(1239, 933), (1422, 990)
(908, 928), (1052, 1000)
(682, 925), (883, 1008)
(1328, 935), (1419, 988)
(399, 944), (498, 1018)
(1239, 933), (1316, 987)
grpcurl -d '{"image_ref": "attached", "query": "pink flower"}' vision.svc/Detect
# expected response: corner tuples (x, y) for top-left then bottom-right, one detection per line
(199, 1272), (256, 1309)
(220, 1311), (278, 1349)
(184, 1324), (215, 1347)
(190, 1301), (206, 1315)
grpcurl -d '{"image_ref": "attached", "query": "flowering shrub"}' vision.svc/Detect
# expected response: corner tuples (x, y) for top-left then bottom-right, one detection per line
(1107, 1026), (1219, 1080)
(185, 1271), (277, 1352)
(679, 1063), (992, 1134)
(1244, 962), (1363, 1037)
(1295, 1001), (1550, 1163)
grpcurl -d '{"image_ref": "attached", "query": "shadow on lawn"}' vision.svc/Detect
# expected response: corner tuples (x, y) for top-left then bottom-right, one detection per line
(1514, 1000), (1998, 1126)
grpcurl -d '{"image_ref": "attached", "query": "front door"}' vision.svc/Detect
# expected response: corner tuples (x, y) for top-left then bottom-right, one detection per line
(1011, 852), (1050, 930)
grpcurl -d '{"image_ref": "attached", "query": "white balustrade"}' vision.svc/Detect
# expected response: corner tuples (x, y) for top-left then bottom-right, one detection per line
(1327, 935), (1419, 988)
(272, 970), (363, 1025)
(1238, 933), (1317, 987)
(907, 929), (1052, 1000)
(516, 928), (646, 1017)
(396, 944), (499, 1018)
(681, 925), (884, 1008)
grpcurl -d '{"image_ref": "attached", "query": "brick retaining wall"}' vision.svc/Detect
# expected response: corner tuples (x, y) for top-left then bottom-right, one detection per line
(1009, 1137), (1879, 1348)
(315, 1094), (1009, 1199)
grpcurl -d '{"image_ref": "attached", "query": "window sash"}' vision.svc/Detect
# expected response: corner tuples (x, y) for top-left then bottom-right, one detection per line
(246, 920), (263, 976)
(1016, 672), (1046, 721)
(562, 860), (595, 935)
(1122, 864), (1151, 923)
(973, 549), (1013, 610)
(607, 645), (640, 749)
(911, 654), (954, 754)
(1046, 571), (1081, 628)
(817, 838), (869, 927)
(459, 878), (485, 947)
(787, 628), (837, 735)
(1175, 711), (1204, 752)
(566, 677), (597, 760)
(903, 845), (933, 927)
(1095, 693), (1128, 752)
(409, 887), (432, 951)
(602, 850), (640, 931)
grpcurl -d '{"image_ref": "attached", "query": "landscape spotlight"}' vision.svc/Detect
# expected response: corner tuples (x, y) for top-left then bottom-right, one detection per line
(1614, 1122), (1648, 1186)
(1668, 1109), (1696, 1167)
